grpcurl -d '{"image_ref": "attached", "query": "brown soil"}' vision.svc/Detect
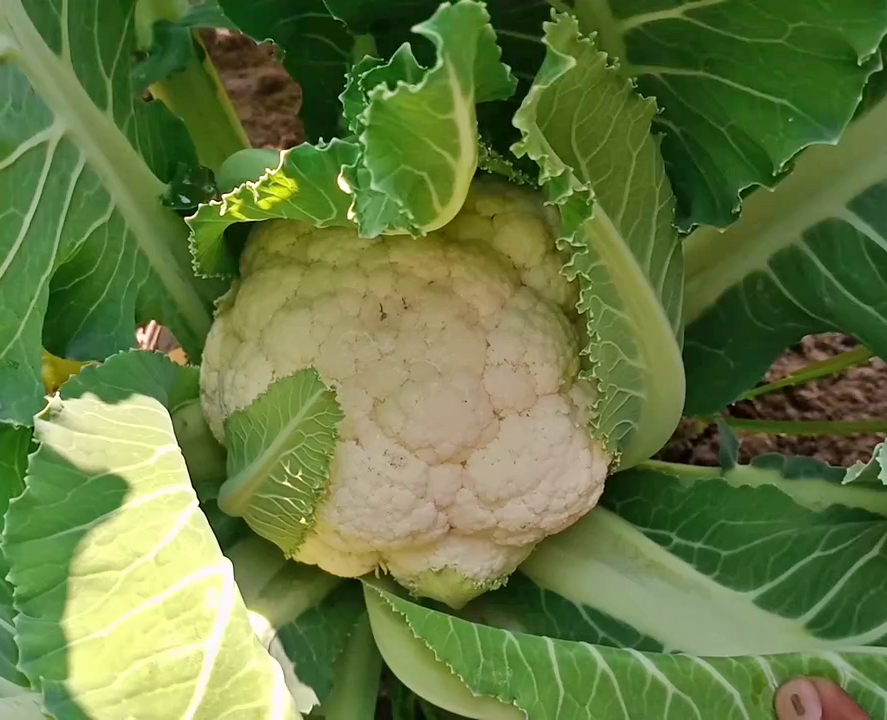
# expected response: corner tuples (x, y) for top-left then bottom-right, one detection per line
(658, 334), (887, 467)
(201, 30), (305, 149)
(199, 30), (887, 469)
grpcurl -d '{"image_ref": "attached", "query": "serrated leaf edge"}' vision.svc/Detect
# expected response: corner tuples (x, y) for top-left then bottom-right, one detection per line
(349, 0), (517, 237)
(185, 140), (358, 279)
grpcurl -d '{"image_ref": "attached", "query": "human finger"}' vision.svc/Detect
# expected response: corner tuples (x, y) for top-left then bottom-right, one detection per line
(775, 677), (870, 720)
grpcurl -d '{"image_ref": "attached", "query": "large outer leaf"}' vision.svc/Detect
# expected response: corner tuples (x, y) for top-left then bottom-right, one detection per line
(681, 90), (887, 414)
(512, 12), (684, 467)
(370, 582), (887, 720)
(0, 426), (44, 717)
(0, 427), (28, 687)
(569, 0), (887, 229)
(520, 463), (887, 654)
(2, 352), (298, 719)
(0, 0), (222, 426)
(366, 458), (887, 719)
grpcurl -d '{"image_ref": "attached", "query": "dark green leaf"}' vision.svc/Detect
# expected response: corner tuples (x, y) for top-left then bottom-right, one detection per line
(218, 0), (355, 140)
(0, 0), (222, 425)
(276, 582), (366, 704)
(570, 0), (887, 228)
(0, 426), (31, 689)
(370, 581), (887, 720)
(132, 20), (195, 93)
(682, 93), (887, 414)
(717, 417), (740, 471)
(181, 1), (240, 30)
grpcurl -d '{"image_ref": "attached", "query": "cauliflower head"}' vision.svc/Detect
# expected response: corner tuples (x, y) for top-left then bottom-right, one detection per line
(201, 176), (611, 607)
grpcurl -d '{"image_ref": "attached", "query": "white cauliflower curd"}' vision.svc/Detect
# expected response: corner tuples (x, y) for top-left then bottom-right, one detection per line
(200, 176), (611, 607)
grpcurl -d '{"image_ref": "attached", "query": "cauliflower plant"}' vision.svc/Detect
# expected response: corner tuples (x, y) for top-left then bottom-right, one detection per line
(201, 176), (610, 607)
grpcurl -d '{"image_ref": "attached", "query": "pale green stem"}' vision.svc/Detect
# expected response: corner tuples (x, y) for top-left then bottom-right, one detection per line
(135, 0), (188, 45)
(742, 346), (875, 400)
(151, 32), (251, 173)
(226, 535), (342, 627)
(170, 399), (226, 496)
(135, 0), (250, 171)
(351, 34), (378, 64)
(320, 614), (383, 720)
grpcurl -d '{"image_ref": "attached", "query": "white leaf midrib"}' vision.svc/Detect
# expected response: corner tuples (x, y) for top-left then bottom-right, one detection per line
(219, 381), (328, 518)
(683, 96), (887, 323)
(523, 507), (887, 656)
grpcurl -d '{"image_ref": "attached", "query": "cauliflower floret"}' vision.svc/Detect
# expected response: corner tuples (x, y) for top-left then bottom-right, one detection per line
(201, 177), (610, 607)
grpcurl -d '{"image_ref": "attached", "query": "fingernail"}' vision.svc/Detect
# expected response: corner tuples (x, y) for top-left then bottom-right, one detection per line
(775, 679), (823, 720)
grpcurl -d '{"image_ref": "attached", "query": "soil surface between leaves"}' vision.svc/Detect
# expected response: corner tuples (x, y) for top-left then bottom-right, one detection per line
(200, 29), (887, 468)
